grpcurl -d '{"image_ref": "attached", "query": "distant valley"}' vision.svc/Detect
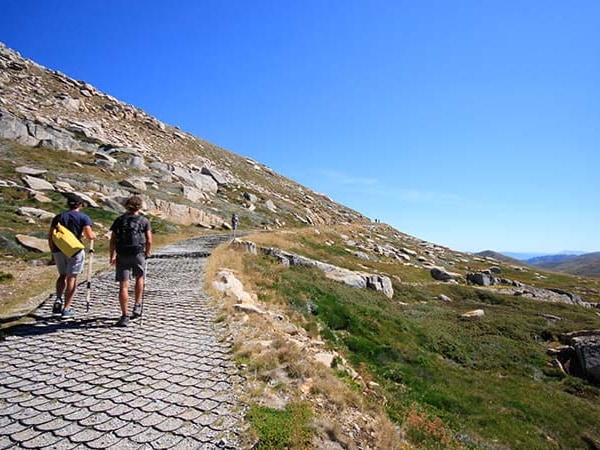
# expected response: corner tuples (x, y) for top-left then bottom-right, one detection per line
(477, 250), (600, 278)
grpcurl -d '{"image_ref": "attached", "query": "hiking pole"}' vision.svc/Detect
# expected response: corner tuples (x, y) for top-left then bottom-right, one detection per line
(140, 258), (148, 326)
(85, 239), (95, 312)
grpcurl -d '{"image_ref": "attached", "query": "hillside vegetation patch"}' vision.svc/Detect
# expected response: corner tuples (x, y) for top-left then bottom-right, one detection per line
(211, 226), (600, 449)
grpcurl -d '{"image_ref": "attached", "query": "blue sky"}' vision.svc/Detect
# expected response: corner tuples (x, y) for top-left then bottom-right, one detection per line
(2, 1), (599, 253)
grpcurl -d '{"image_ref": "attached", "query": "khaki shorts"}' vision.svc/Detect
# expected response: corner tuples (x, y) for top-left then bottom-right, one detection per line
(115, 253), (146, 281)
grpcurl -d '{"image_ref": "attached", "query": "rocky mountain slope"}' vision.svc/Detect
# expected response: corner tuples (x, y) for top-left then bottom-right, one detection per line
(0, 41), (368, 234)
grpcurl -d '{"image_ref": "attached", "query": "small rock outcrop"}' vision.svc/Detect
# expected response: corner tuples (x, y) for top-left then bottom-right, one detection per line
(234, 242), (394, 298)
(562, 330), (600, 385)
(430, 266), (462, 283)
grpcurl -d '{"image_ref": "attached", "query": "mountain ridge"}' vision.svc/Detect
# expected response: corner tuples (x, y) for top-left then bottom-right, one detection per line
(530, 252), (600, 278)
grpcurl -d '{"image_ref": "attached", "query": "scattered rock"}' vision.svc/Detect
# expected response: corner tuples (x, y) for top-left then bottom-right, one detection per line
(17, 206), (55, 221)
(233, 304), (265, 314)
(21, 174), (54, 191)
(314, 352), (335, 368)
(264, 199), (277, 212)
(243, 192), (258, 203)
(430, 266), (462, 282)
(15, 234), (50, 253)
(119, 177), (147, 192)
(467, 272), (494, 286)
(16, 166), (47, 176)
(462, 309), (485, 318)
(201, 167), (227, 186)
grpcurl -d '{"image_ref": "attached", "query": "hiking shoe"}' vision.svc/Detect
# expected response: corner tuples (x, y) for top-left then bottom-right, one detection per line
(52, 298), (63, 316)
(61, 309), (75, 320)
(131, 303), (142, 320)
(116, 315), (130, 327)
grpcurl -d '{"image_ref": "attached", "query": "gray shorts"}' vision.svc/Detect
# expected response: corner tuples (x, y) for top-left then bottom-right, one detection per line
(53, 251), (85, 275)
(115, 253), (146, 281)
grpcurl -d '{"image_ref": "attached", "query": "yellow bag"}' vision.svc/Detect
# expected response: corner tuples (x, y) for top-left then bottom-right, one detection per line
(52, 222), (85, 257)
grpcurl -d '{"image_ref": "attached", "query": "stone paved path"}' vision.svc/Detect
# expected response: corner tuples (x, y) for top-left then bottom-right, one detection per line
(0, 235), (246, 449)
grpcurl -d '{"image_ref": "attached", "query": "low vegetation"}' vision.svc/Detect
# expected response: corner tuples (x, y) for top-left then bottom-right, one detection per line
(208, 226), (600, 449)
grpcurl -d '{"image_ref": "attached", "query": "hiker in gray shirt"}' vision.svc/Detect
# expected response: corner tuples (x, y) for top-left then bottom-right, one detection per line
(109, 195), (152, 327)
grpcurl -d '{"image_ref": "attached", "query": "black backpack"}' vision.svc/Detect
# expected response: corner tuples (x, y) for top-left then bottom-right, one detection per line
(114, 214), (146, 256)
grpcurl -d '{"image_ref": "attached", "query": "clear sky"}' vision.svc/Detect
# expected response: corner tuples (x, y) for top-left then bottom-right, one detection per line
(2, 1), (599, 254)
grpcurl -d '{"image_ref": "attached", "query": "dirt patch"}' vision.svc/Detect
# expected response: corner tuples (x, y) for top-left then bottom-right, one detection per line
(0, 258), (56, 323)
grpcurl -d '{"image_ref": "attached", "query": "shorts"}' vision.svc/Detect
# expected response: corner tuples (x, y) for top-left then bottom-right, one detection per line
(115, 253), (146, 282)
(53, 251), (85, 275)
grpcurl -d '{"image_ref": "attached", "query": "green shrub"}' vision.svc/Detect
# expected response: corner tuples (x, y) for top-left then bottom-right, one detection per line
(0, 271), (14, 283)
(246, 402), (313, 449)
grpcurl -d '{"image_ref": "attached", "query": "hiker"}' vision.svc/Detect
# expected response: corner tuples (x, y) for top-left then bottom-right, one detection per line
(109, 195), (152, 327)
(231, 213), (239, 238)
(48, 194), (96, 320)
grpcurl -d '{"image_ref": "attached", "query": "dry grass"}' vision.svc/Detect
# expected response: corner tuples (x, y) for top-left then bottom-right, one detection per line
(204, 238), (407, 448)
(0, 259), (56, 322)
(401, 406), (463, 450)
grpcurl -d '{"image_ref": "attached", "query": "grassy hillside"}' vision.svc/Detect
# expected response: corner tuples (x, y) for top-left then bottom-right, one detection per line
(210, 227), (600, 449)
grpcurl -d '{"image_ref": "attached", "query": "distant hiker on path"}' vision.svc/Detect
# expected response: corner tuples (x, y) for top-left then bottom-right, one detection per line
(48, 194), (96, 320)
(231, 213), (239, 238)
(109, 195), (152, 327)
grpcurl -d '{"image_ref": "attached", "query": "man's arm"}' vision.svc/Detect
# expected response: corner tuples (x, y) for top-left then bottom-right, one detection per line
(83, 225), (96, 241)
(145, 228), (152, 258)
(48, 216), (58, 250)
(47, 231), (54, 250)
(109, 231), (116, 264)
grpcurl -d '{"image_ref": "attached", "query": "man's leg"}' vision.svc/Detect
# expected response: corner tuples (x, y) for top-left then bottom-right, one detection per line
(119, 280), (130, 316)
(55, 274), (66, 299)
(134, 275), (144, 305)
(52, 273), (67, 315)
(62, 275), (78, 311)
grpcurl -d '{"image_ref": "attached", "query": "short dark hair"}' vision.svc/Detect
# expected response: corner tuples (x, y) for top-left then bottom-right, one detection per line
(67, 194), (84, 208)
(124, 195), (143, 211)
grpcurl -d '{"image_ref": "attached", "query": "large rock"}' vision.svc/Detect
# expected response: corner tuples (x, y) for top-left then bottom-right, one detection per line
(126, 156), (146, 170)
(430, 266), (462, 282)
(119, 177), (147, 192)
(191, 173), (218, 193)
(264, 199), (277, 212)
(21, 175), (54, 191)
(566, 331), (600, 385)
(212, 270), (256, 304)
(467, 272), (495, 286)
(366, 275), (394, 298)
(462, 309), (485, 318)
(0, 109), (82, 152)
(0, 108), (31, 144)
(146, 198), (225, 228)
(16, 166), (47, 176)
(99, 197), (126, 213)
(261, 246), (394, 298)
(182, 186), (207, 203)
(17, 207), (55, 221)
(201, 167), (227, 186)
(15, 234), (50, 253)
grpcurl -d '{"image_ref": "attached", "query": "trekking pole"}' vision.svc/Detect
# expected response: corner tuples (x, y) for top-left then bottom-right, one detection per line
(85, 239), (95, 312)
(140, 258), (148, 326)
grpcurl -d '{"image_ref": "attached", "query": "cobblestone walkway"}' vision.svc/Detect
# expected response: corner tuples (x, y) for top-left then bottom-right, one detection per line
(0, 235), (246, 449)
